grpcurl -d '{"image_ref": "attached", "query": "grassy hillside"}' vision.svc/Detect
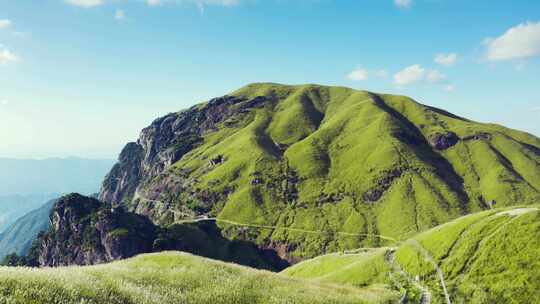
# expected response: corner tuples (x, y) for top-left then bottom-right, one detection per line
(395, 205), (540, 303)
(114, 83), (539, 261)
(0, 251), (399, 304)
(283, 206), (540, 304)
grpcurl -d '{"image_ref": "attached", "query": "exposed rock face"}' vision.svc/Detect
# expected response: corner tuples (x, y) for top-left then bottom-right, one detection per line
(37, 194), (156, 266)
(428, 131), (460, 150)
(99, 143), (144, 206)
(31, 193), (288, 270)
(99, 95), (268, 212)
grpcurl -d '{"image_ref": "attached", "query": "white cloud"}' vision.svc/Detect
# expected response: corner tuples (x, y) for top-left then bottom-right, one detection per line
(394, 65), (447, 86)
(484, 21), (540, 61)
(394, 64), (424, 85)
(375, 70), (388, 78)
(115, 9), (126, 21)
(444, 85), (455, 92)
(532, 106), (540, 112)
(347, 68), (368, 81)
(434, 53), (458, 66)
(394, 0), (412, 8)
(65, 0), (104, 7)
(0, 48), (19, 64)
(0, 19), (11, 29)
(64, 0), (240, 8)
(426, 69), (446, 83)
(0, 99), (8, 106)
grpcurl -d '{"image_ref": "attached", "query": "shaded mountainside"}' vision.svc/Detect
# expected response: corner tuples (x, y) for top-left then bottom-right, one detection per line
(0, 199), (56, 261)
(283, 206), (540, 304)
(0, 252), (399, 304)
(99, 83), (540, 261)
(22, 194), (286, 270)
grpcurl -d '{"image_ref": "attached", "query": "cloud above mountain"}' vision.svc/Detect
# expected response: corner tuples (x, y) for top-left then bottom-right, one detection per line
(0, 48), (19, 65)
(0, 19), (11, 29)
(434, 53), (458, 66)
(394, 64), (446, 86)
(484, 21), (540, 61)
(65, 0), (240, 7)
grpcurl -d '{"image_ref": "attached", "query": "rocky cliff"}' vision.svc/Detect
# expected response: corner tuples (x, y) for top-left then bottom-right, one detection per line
(36, 194), (156, 266)
(28, 193), (287, 270)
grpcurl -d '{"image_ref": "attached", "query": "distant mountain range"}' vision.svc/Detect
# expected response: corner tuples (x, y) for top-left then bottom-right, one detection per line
(0, 157), (114, 259)
(0, 199), (56, 260)
(0, 193), (59, 233)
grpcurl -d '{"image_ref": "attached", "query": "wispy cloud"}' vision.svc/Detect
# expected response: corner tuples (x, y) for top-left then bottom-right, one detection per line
(426, 70), (446, 83)
(394, 64), (424, 85)
(394, 64), (447, 86)
(65, 0), (104, 8)
(115, 9), (126, 21)
(444, 85), (455, 92)
(484, 21), (540, 61)
(65, 0), (240, 8)
(375, 70), (388, 78)
(0, 19), (11, 29)
(434, 53), (458, 66)
(0, 48), (19, 65)
(394, 0), (412, 9)
(347, 68), (368, 81)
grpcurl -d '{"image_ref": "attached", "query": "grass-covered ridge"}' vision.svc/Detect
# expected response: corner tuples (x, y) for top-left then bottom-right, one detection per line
(0, 251), (399, 304)
(105, 82), (540, 260)
(395, 205), (540, 303)
(282, 206), (540, 304)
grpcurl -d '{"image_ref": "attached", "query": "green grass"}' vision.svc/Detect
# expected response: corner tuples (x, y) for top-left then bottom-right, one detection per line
(395, 205), (540, 303)
(0, 251), (399, 304)
(282, 248), (392, 287)
(282, 206), (540, 304)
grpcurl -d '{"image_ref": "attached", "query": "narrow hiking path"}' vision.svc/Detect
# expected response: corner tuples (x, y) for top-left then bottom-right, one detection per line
(385, 249), (432, 304)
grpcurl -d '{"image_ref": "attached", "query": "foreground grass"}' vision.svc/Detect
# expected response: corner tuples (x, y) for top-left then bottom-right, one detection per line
(0, 251), (399, 304)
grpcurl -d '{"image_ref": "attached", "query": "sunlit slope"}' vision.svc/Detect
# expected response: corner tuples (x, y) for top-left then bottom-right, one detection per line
(117, 83), (539, 260)
(395, 206), (540, 303)
(283, 206), (540, 304)
(0, 252), (399, 304)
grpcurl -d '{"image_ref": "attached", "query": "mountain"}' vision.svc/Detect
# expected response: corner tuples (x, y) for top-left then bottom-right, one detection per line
(283, 205), (540, 303)
(0, 199), (56, 260)
(96, 83), (539, 261)
(0, 251), (399, 304)
(0, 157), (114, 196)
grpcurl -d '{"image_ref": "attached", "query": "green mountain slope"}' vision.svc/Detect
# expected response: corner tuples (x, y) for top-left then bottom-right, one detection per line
(395, 206), (540, 303)
(100, 83), (540, 261)
(283, 206), (540, 303)
(0, 199), (55, 260)
(0, 251), (399, 304)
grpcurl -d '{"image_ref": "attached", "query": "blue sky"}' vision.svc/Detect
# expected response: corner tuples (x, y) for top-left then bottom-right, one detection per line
(0, 0), (539, 159)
